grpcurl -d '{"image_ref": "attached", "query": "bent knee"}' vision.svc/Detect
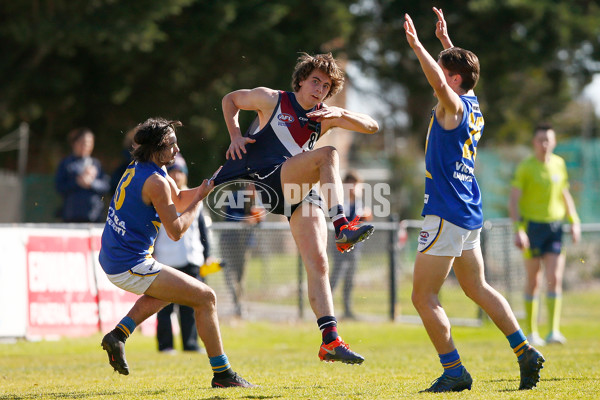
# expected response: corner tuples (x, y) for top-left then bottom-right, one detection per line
(315, 146), (338, 166)
(411, 290), (428, 310)
(195, 286), (217, 309)
(411, 289), (441, 312)
(462, 283), (492, 303)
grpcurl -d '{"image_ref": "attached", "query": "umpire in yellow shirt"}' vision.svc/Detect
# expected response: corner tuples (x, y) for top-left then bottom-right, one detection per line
(509, 123), (581, 346)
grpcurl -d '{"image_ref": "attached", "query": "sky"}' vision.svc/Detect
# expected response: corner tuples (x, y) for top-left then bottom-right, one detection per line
(582, 74), (600, 116)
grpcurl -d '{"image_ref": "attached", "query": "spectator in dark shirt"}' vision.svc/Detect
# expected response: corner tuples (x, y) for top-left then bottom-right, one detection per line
(110, 128), (137, 195)
(55, 127), (110, 222)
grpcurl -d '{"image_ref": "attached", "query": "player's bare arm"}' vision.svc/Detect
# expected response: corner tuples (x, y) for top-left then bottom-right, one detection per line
(143, 174), (209, 241)
(222, 87), (279, 160)
(434, 7), (453, 49)
(306, 106), (379, 134)
(404, 13), (463, 129)
(165, 169), (216, 213)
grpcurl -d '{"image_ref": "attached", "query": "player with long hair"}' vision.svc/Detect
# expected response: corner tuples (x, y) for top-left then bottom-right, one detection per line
(99, 118), (254, 388)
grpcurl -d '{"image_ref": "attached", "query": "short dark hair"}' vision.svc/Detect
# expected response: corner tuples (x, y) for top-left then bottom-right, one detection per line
(343, 169), (362, 184)
(534, 122), (553, 135)
(291, 52), (344, 100)
(438, 47), (480, 92)
(68, 127), (93, 145)
(132, 118), (182, 162)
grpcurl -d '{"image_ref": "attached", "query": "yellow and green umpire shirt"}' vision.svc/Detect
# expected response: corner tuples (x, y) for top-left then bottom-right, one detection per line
(511, 153), (569, 223)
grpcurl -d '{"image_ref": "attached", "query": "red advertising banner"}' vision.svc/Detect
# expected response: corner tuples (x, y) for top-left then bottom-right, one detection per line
(24, 229), (155, 339)
(26, 234), (99, 337)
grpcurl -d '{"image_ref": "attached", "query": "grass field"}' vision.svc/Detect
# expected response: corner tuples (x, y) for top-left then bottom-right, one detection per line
(1, 289), (599, 399)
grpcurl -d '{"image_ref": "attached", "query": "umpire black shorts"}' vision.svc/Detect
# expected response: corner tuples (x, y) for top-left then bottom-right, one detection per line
(525, 220), (563, 258)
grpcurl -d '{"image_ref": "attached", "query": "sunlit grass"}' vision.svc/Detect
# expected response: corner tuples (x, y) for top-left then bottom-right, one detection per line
(1, 289), (599, 399)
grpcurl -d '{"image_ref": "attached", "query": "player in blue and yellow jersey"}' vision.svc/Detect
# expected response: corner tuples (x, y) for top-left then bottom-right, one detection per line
(509, 124), (581, 346)
(214, 53), (379, 365)
(404, 7), (544, 392)
(99, 117), (254, 388)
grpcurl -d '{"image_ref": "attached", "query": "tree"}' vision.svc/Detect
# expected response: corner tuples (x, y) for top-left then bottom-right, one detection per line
(0, 0), (358, 182)
(348, 0), (600, 144)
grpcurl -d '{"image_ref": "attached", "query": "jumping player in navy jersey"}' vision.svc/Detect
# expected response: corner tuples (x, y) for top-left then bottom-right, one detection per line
(99, 118), (254, 388)
(404, 8), (544, 392)
(215, 53), (379, 364)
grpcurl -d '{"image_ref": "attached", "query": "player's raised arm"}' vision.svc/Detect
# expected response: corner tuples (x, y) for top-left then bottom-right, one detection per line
(306, 105), (379, 134)
(434, 7), (453, 49)
(222, 87), (279, 160)
(403, 13), (463, 117)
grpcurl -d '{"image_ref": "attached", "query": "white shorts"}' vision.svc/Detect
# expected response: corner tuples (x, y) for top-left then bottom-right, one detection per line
(417, 215), (480, 257)
(106, 258), (164, 295)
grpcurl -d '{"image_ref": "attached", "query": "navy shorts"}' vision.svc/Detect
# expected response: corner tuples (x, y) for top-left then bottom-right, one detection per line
(250, 163), (324, 219)
(526, 221), (563, 258)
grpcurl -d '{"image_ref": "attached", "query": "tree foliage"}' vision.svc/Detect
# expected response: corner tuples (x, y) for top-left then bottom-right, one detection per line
(0, 0), (357, 180)
(348, 0), (600, 144)
(2, 0), (600, 191)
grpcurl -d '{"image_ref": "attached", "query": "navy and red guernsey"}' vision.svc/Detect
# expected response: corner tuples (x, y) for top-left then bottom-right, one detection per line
(213, 91), (323, 185)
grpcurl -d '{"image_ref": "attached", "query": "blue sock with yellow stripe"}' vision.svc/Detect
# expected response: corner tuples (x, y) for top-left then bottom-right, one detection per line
(210, 354), (233, 377)
(507, 329), (529, 361)
(113, 316), (136, 342)
(439, 349), (464, 377)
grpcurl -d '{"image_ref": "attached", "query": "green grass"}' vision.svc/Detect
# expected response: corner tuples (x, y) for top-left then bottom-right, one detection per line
(1, 290), (600, 399)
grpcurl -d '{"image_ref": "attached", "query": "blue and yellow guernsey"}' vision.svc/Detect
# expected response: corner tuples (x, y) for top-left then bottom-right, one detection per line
(99, 161), (165, 274)
(422, 95), (484, 230)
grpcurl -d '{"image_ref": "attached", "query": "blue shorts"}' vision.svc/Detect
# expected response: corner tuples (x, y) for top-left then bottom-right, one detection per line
(525, 221), (563, 258)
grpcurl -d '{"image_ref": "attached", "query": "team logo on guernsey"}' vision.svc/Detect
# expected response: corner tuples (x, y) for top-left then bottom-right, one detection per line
(206, 180), (278, 221)
(278, 113), (295, 125)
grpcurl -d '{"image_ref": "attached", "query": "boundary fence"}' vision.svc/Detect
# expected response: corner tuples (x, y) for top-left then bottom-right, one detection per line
(1, 219), (598, 338)
(207, 219), (600, 324)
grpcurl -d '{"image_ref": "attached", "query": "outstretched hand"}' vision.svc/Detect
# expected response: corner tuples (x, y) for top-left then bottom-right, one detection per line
(404, 14), (419, 48)
(433, 8), (447, 41)
(226, 136), (256, 160)
(433, 7), (453, 49)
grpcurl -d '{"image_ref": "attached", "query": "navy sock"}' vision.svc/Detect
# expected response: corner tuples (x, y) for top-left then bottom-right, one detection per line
(317, 316), (339, 344)
(329, 205), (348, 236)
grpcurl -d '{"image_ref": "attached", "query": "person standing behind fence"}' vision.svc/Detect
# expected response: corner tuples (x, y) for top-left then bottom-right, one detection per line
(221, 185), (263, 317)
(110, 128), (137, 196)
(404, 7), (544, 392)
(330, 170), (371, 320)
(55, 127), (110, 222)
(98, 118), (254, 388)
(153, 153), (213, 354)
(509, 123), (581, 347)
